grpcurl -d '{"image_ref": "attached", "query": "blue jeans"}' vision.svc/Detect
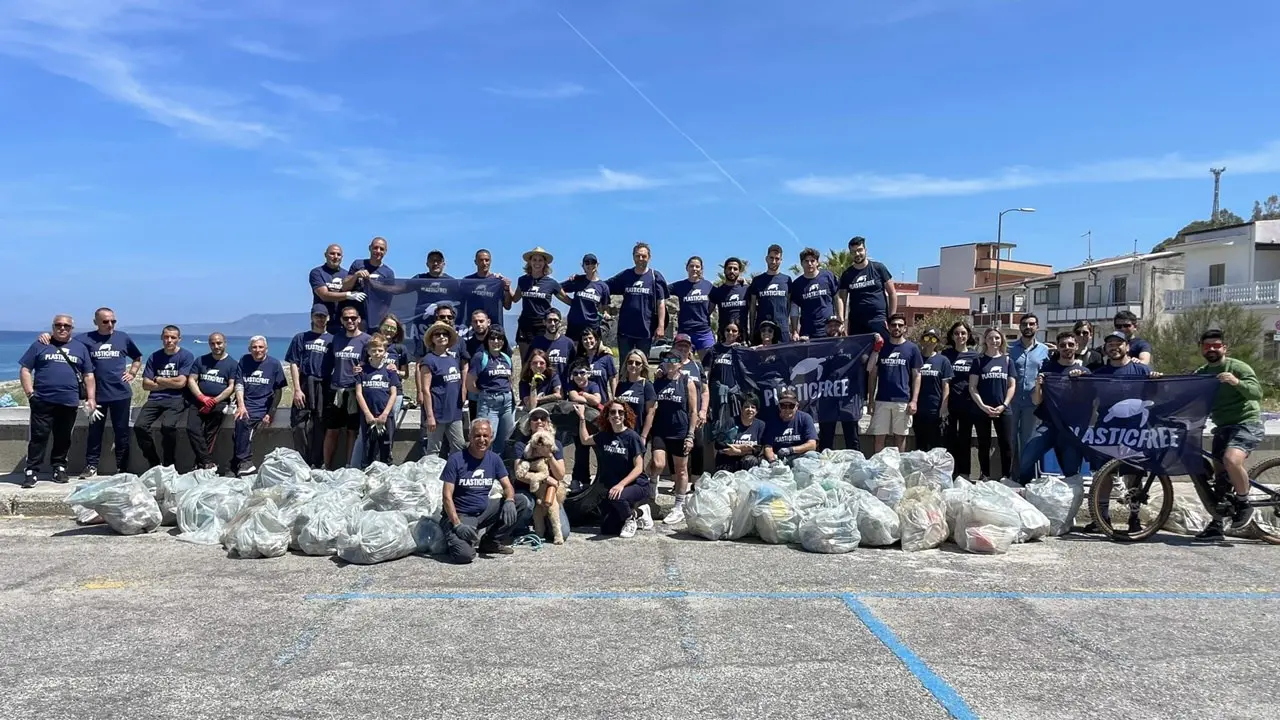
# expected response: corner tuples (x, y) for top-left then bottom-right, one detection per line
(1016, 422), (1081, 483)
(514, 490), (571, 541)
(477, 390), (515, 455)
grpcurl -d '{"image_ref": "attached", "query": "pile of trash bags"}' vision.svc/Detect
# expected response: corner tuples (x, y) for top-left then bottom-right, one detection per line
(63, 448), (455, 565)
(683, 447), (1078, 555)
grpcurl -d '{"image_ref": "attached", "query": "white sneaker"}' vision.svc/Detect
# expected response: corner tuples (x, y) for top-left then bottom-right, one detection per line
(662, 501), (686, 526)
(636, 504), (655, 530)
(237, 465), (257, 478)
(620, 513), (638, 538)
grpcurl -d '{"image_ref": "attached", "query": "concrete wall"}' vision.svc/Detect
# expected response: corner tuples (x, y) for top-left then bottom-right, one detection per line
(916, 266), (941, 295)
(1180, 231), (1253, 287)
(938, 245), (977, 297)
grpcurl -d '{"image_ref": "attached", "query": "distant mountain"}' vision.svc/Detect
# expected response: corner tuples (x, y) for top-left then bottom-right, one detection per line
(124, 310), (525, 338)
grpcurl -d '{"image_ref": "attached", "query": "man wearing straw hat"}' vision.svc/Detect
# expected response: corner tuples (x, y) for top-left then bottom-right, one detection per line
(508, 246), (562, 360)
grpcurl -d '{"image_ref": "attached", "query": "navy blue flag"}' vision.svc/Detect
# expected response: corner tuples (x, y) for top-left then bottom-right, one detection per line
(365, 277), (505, 348)
(731, 335), (877, 422)
(1041, 374), (1220, 475)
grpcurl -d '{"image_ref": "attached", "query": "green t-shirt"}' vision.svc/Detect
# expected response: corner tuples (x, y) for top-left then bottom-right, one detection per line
(1194, 356), (1262, 426)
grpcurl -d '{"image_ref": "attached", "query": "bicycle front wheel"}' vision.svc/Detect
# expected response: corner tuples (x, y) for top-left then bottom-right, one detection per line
(1087, 459), (1174, 541)
(1246, 457), (1280, 545)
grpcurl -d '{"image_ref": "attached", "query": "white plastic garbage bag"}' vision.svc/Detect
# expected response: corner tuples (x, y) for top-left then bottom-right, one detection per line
(977, 482), (1050, 542)
(897, 486), (949, 551)
(138, 465), (176, 500)
(1161, 499), (1211, 536)
(292, 489), (363, 555)
(793, 483), (830, 517)
(901, 448), (955, 490)
(336, 509), (418, 564)
(66, 475), (161, 535)
(412, 516), (448, 555)
(957, 524), (1019, 554)
(821, 448), (865, 464)
(943, 477), (975, 529)
(862, 451), (907, 508)
(685, 476), (735, 541)
(365, 461), (392, 478)
(159, 468), (217, 526)
(1024, 477), (1077, 536)
(220, 494), (291, 558)
(799, 504), (861, 553)
(309, 469), (335, 484)
(406, 456), (446, 516)
(791, 454), (825, 488)
(71, 504), (102, 525)
(849, 487), (900, 546)
(176, 480), (250, 545)
(365, 467), (429, 513)
(752, 484), (801, 544)
(325, 468), (367, 495)
(952, 486), (1022, 553)
(255, 448), (310, 489)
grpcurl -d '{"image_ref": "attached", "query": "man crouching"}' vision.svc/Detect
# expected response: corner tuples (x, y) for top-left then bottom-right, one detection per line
(441, 419), (520, 563)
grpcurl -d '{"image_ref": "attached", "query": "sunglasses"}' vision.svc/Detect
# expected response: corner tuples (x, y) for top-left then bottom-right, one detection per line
(1202, 342), (1225, 350)
(573, 369), (589, 375)
(626, 360), (644, 366)
(779, 402), (798, 409)
(488, 336), (504, 343)
(437, 315), (455, 321)
(662, 357), (681, 364)
(432, 331), (450, 338)
(342, 316), (360, 322)
(889, 323), (905, 329)
(53, 323), (73, 329)
(1116, 323), (1135, 329)
(608, 409), (626, 417)
(100, 319), (117, 325)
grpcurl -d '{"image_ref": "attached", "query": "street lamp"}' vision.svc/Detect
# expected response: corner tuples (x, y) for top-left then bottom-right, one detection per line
(993, 207), (1036, 328)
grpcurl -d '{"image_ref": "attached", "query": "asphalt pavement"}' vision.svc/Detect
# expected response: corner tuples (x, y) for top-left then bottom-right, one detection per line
(1, 514), (1278, 720)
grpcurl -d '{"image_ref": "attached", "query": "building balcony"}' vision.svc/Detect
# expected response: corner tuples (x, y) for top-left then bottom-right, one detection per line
(974, 258), (1054, 276)
(1043, 303), (1142, 325)
(971, 312), (1026, 328)
(1165, 280), (1280, 312)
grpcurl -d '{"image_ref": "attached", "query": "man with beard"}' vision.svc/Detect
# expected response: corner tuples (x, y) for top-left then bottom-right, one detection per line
(1092, 331), (1152, 377)
(603, 242), (668, 358)
(346, 236), (395, 330)
(1114, 310), (1153, 365)
(1017, 330), (1085, 485)
(867, 314), (922, 453)
(324, 307), (372, 468)
(762, 388), (818, 462)
(710, 256), (749, 336)
(530, 309), (576, 386)
(746, 244), (791, 342)
(1194, 328), (1264, 536)
(838, 236), (896, 341)
(1009, 313), (1050, 471)
(185, 333), (240, 472)
(310, 244), (365, 335)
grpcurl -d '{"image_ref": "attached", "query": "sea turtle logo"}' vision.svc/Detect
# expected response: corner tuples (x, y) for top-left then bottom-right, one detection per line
(631, 280), (645, 287)
(1103, 398), (1154, 426)
(789, 357), (826, 383)
(99, 343), (113, 352)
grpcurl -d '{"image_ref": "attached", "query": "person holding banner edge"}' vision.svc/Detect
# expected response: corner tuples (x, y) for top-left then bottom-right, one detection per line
(1017, 330), (1086, 485)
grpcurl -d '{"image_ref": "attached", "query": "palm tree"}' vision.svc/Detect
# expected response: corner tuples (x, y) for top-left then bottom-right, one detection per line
(789, 248), (855, 278)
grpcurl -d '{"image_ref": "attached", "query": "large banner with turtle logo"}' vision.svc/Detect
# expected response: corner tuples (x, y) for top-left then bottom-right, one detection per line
(732, 335), (878, 422)
(1040, 374), (1220, 475)
(364, 277), (506, 347)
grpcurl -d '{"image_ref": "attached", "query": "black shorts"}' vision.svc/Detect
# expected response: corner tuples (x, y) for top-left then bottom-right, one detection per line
(324, 389), (360, 431)
(652, 435), (691, 458)
(516, 317), (545, 345)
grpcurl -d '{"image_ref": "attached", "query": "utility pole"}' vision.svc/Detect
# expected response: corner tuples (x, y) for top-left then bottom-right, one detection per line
(1082, 230), (1092, 264)
(1210, 167), (1226, 223)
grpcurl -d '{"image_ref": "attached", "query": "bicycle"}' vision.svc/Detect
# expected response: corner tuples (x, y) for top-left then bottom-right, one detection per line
(1086, 448), (1280, 543)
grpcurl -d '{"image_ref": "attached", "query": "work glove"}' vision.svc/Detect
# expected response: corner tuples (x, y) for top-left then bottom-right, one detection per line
(82, 404), (103, 422)
(453, 523), (478, 544)
(778, 447), (794, 459)
(500, 499), (517, 527)
(347, 291), (367, 303)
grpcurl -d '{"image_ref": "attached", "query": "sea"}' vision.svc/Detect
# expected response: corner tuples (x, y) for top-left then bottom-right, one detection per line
(0, 330), (295, 383)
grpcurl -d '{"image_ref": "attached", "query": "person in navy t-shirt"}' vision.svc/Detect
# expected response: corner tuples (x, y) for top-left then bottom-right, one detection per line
(747, 244), (792, 341)
(510, 408), (572, 540)
(442, 419), (519, 563)
(529, 309), (576, 386)
(1018, 330), (1088, 484)
(710, 257), (749, 333)
(346, 236), (395, 332)
(574, 400), (652, 536)
(324, 306), (372, 469)
(518, 349), (562, 411)
(762, 389), (818, 462)
(231, 337), (288, 476)
(286, 305), (335, 468)
(185, 333), (240, 473)
(561, 253), (611, 342)
(669, 256), (717, 351)
(650, 352), (700, 525)
(789, 248), (840, 340)
(838, 236), (896, 341)
(467, 327), (517, 455)
(603, 242), (668, 359)
(34, 307), (142, 477)
(715, 395), (766, 472)
(967, 327), (1016, 481)
(615, 349), (657, 442)
(351, 336), (401, 468)
(912, 328), (953, 452)
(19, 314), (96, 486)
(576, 327), (617, 401)
(136, 325), (197, 470)
(1092, 331), (1156, 378)
(869, 315), (923, 453)
(420, 322), (465, 458)
(310, 244), (363, 335)
(1113, 310), (1154, 365)
(509, 246), (563, 357)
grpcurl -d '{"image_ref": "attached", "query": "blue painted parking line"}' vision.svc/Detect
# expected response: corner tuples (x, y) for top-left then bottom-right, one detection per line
(305, 589), (1280, 602)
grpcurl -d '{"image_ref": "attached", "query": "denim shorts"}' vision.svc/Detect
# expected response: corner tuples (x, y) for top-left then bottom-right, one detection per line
(1211, 422), (1264, 457)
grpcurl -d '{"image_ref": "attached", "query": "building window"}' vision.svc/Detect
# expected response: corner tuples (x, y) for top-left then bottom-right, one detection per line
(913, 313), (925, 324)
(1047, 285), (1060, 306)
(1209, 263), (1226, 287)
(1033, 288), (1047, 305)
(1112, 276), (1128, 304)
(1086, 285), (1102, 306)
(1073, 281), (1085, 307)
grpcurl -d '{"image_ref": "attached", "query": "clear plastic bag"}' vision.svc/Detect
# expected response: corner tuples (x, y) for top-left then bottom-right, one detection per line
(365, 466), (429, 514)
(849, 486), (900, 546)
(406, 456), (447, 517)
(897, 486), (949, 552)
(336, 509), (418, 564)
(791, 454), (826, 488)
(325, 467), (368, 495)
(901, 448), (955, 490)
(292, 489), (364, 555)
(862, 450), (907, 508)
(411, 516), (448, 555)
(71, 504), (102, 525)
(952, 486), (1022, 553)
(159, 469), (217, 526)
(957, 524), (1018, 554)
(66, 475), (161, 535)
(138, 465), (176, 500)
(799, 504), (861, 553)
(976, 481), (1050, 542)
(254, 448), (310, 490)
(175, 480), (250, 545)
(752, 484), (801, 544)
(1024, 476), (1078, 536)
(220, 494), (291, 558)
(685, 476), (735, 541)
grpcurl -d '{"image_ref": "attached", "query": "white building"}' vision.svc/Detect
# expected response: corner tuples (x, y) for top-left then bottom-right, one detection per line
(1163, 219), (1280, 347)
(1024, 251), (1184, 339)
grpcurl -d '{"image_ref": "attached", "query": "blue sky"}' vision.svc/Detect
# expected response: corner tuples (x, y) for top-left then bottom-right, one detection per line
(3, 0), (1280, 329)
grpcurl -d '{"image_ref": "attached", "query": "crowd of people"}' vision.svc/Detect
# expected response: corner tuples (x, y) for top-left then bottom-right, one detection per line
(17, 235), (1267, 550)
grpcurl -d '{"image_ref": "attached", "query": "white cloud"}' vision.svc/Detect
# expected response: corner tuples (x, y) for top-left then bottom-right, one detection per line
(466, 167), (667, 202)
(229, 37), (301, 61)
(261, 81), (343, 113)
(785, 141), (1280, 200)
(483, 82), (587, 100)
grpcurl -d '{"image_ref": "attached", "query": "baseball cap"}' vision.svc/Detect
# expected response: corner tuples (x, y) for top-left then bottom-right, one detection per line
(778, 388), (799, 403)
(673, 333), (692, 346)
(1103, 330), (1129, 343)
(582, 253), (598, 264)
(528, 407), (551, 421)
(921, 327), (941, 341)
(310, 303), (329, 316)
(427, 249), (444, 260)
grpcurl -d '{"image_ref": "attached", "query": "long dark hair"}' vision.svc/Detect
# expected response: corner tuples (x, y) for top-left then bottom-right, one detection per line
(576, 326), (607, 360)
(484, 325), (513, 357)
(947, 319), (976, 349)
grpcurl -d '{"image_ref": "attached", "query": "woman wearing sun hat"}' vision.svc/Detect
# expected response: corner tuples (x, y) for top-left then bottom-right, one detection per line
(419, 321), (465, 457)
(508, 246), (562, 362)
